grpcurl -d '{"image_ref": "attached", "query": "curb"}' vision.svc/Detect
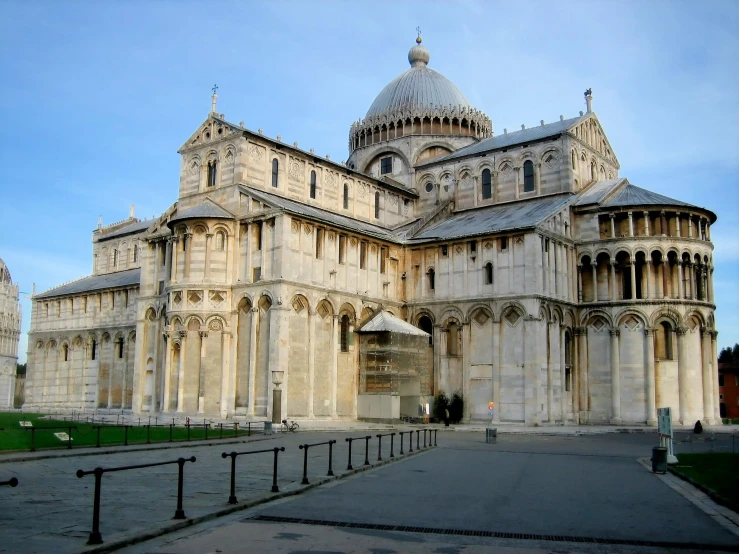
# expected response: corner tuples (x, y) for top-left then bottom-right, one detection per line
(80, 444), (437, 553)
(668, 465), (739, 514)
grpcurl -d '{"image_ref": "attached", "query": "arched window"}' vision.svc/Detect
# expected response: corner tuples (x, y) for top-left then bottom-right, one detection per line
(484, 262), (493, 284)
(655, 321), (674, 360)
(113, 249), (118, 268)
(207, 160), (218, 187)
(590, 161), (596, 181)
(343, 183), (349, 209)
(374, 191), (380, 219)
(116, 337), (124, 359)
(340, 314), (350, 352)
(523, 160), (535, 192)
(428, 268), (435, 291)
(271, 159), (279, 187)
(571, 151), (576, 170)
(481, 169), (492, 199)
(418, 315), (434, 346)
(447, 322), (459, 356)
(62, 344), (69, 362)
(215, 231), (225, 251)
(133, 244), (138, 263)
(90, 339), (97, 361)
(310, 170), (317, 199)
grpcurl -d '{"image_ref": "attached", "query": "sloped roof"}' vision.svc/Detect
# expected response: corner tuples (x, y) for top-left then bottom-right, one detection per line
(356, 310), (429, 336)
(98, 218), (156, 241)
(35, 269), (141, 299)
(602, 184), (694, 208)
(169, 198), (234, 225)
(572, 179), (624, 206)
(411, 194), (573, 241)
(419, 115), (586, 166)
(241, 186), (402, 243)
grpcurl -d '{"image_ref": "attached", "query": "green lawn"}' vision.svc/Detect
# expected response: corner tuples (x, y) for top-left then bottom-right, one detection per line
(0, 412), (257, 452)
(671, 453), (739, 512)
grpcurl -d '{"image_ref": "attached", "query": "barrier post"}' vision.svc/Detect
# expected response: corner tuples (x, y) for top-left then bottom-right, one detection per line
(377, 434), (383, 461)
(345, 438), (354, 470)
(364, 435), (370, 466)
(186, 422), (191, 442)
(174, 458), (188, 519)
(300, 444), (309, 484)
(390, 433), (395, 458)
(327, 440), (335, 476)
(204, 419), (208, 441)
(225, 452), (237, 504)
(124, 425), (129, 446)
(88, 468), (103, 545)
(434, 429), (438, 446)
(271, 447), (282, 492)
(409, 430), (413, 453)
(399, 432), (405, 455)
(423, 429), (427, 448)
(234, 422), (239, 438)
(146, 425), (151, 444)
(169, 423), (173, 442)
(219, 423), (223, 440)
(416, 429), (420, 450)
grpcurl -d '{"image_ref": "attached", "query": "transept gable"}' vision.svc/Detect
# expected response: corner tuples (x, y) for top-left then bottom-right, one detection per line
(565, 113), (619, 169)
(178, 115), (243, 154)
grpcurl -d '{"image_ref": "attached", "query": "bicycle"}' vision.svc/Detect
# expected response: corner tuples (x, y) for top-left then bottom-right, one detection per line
(281, 419), (299, 433)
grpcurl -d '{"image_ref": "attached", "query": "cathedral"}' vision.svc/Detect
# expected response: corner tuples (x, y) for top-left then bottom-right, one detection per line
(25, 37), (720, 425)
(0, 258), (21, 408)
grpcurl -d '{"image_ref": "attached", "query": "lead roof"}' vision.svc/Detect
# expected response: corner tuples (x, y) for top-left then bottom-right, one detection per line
(35, 268), (141, 299)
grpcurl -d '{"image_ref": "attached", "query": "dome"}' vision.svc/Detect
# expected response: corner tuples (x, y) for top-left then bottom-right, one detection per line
(365, 39), (472, 118)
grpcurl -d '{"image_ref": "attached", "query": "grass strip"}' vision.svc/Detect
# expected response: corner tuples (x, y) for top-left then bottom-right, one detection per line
(670, 453), (739, 513)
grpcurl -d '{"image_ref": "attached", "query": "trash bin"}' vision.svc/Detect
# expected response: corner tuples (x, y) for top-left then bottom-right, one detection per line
(486, 427), (497, 444)
(652, 446), (667, 474)
(264, 421), (272, 435)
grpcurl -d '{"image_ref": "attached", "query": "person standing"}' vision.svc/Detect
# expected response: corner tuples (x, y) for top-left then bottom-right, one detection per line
(444, 408), (450, 427)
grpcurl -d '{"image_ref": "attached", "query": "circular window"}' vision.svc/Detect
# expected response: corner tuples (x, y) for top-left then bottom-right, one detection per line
(425, 182), (434, 193)
(205, 132), (211, 139)
(217, 128), (223, 135)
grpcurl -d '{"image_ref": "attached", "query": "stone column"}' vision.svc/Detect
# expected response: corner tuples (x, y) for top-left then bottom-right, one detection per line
(248, 307), (258, 415)
(701, 330), (714, 424)
(630, 261), (637, 300)
(176, 331), (186, 412)
(332, 314), (339, 418)
(493, 319), (501, 423)
(643, 211), (650, 236)
(645, 261), (652, 299)
(707, 266), (714, 303)
(688, 216), (694, 238)
(675, 213), (682, 237)
(609, 214), (616, 238)
(610, 329), (621, 424)
(170, 237), (179, 283)
(578, 327), (588, 422)
(645, 328), (657, 425)
(660, 211), (667, 236)
(462, 322), (471, 422)
(572, 328), (581, 422)
(661, 261), (669, 299)
(197, 330), (207, 413)
(546, 322), (553, 422)
(162, 333), (172, 411)
(591, 263), (598, 302)
(308, 310), (315, 418)
(610, 261), (617, 300)
(514, 166), (520, 200)
(676, 328), (688, 424)
(220, 331), (231, 418)
(204, 233), (213, 279)
(711, 331), (720, 422)
(628, 212), (634, 237)
(577, 265), (583, 302)
(559, 325), (567, 422)
(184, 233), (192, 279)
(164, 240), (173, 283)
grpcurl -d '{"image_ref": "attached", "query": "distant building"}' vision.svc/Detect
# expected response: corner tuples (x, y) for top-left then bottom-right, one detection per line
(0, 258), (21, 408)
(718, 363), (739, 419)
(25, 37), (720, 425)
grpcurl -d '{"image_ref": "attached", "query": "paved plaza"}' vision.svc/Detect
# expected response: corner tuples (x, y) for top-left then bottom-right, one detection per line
(0, 429), (737, 553)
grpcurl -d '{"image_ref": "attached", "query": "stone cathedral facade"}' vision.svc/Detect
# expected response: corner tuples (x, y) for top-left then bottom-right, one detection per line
(25, 38), (721, 425)
(0, 258), (21, 408)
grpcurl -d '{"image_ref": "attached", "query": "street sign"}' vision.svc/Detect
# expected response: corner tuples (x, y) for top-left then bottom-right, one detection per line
(657, 407), (672, 437)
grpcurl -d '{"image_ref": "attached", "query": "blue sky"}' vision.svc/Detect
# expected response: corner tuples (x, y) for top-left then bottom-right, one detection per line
(1, 0), (737, 362)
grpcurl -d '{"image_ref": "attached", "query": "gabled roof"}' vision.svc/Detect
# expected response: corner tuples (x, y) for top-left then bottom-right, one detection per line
(410, 194), (573, 241)
(418, 115), (587, 167)
(35, 269), (141, 299)
(97, 218), (157, 242)
(240, 186), (401, 243)
(169, 198), (234, 226)
(355, 310), (429, 336)
(572, 179), (625, 206)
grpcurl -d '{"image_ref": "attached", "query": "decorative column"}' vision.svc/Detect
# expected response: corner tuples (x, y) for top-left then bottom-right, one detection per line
(271, 370), (284, 424)
(711, 331), (720, 422)
(164, 240), (173, 284)
(591, 262), (598, 302)
(331, 315), (339, 418)
(645, 328), (657, 425)
(248, 307), (258, 415)
(462, 322), (471, 422)
(609, 214), (616, 238)
(546, 322), (553, 422)
(183, 233), (192, 279)
(645, 261), (652, 299)
(643, 211), (650, 236)
(162, 333), (172, 411)
(308, 310), (315, 418)
(514, 166), (520, 200)
(170, 237), (179, 283)
(176, 331), (186, 412)
(197, 330), (207, 413)
(493, 319), (501, 423)
(630, 261), (636, 300)
(204, 233), (213, 279)
(675, 213), (682, 237)
(628, 212), (634, 237)
(610, 329), (621, 424)
(610, 261), (617, 300)
(688, 216), (694, 238)
(707, 265), (714, 303)
(559, 325), (567, 422)
(577, 265), (583, 302)
(701, 330), (714, 424)
(660, 211), (668, 236)
(220, 330), (231, 418)
(676, 328), (688, 424)
(577, 327), (588, 422)
(661, 260), (669, 299)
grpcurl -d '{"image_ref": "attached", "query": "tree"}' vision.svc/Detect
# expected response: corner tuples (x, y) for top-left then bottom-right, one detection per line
(718, 343), (739, 364)
(432, 390), (449, 422)
(16, 363), (26, 376)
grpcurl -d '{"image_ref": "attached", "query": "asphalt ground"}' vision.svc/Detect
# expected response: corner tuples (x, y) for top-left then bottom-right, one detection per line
(118, 432), (739, 554)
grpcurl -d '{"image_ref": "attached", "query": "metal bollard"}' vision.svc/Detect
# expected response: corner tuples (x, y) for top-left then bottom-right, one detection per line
(300, 444), (310, 484)
(399, 431), (405, 455)
(327, 440), (335, 476)
(416, 429), (420, 450)
(423, 429), (427, 448)
(346, 438), (354, 470)
(390, 433), (395, 458)
(377, 434), (383, 461)
(434, 429), (438, 446)
(409, 430), (413, 453)
(364, 435), (371, 466)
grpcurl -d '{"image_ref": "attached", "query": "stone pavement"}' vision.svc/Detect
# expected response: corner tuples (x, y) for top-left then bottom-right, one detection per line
(0, 429), (433, 553)
(121, 433), (739, 554)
